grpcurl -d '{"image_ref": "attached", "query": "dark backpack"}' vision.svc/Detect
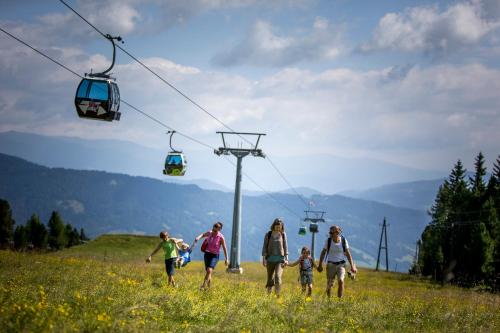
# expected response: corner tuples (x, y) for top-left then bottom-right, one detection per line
(325, 236), (347, 262)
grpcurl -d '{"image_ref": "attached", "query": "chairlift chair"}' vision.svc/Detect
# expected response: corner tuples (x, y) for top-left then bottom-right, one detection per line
(75, 78), (120, 121)
(298, 226), (307, 236)
(163, 152), (187, 176)
(309, 223), (319, 233)
(74, 34), (122, 122)
(163, 131), (187, 176)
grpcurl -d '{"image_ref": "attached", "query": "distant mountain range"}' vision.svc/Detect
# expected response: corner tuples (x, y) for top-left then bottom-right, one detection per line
(0, 131), (446, 194)
(0, 153), (429, 272)
(340, 180), (443, 211)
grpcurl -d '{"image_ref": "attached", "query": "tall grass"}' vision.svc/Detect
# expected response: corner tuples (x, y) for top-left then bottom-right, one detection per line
(1, 235), (499, 332)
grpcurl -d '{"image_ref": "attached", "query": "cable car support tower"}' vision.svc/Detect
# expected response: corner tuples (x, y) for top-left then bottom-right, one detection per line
(215, 132), (266, 274)
(303, 210), (326, 260)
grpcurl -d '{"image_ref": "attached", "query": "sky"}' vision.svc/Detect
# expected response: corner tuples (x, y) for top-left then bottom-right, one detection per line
(1, 0), (500, 193)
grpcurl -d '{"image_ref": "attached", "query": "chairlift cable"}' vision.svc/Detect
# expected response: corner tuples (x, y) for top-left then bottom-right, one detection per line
(266, 156), (310, 207)
(0, 25), (302, 220)
(0, 26), (81, 78)
(57, 0), (254, 148)
(58, 0), (310, 212)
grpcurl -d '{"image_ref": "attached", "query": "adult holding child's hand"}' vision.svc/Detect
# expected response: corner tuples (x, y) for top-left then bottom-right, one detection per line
(193, 221), (228, 290)
(317, 225), (357, 298)
(262, 218), (288, 297)
(146, 231), (182, 287)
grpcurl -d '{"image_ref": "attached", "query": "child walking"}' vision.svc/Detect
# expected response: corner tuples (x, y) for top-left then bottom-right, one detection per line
(146, 231), (181, 287)
(288, 246), (317, 297)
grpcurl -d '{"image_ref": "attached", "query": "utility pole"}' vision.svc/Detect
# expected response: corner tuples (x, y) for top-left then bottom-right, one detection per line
(215, 131), (265, 274)
(376, 217), (389, 272)
(303, 210), (326, 260)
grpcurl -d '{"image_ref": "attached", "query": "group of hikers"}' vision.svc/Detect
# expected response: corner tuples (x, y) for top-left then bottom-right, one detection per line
(146, 218), (357, 298)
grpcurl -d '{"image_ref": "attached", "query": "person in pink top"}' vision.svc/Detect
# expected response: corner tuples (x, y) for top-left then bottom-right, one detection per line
(193, 221), (228, 290)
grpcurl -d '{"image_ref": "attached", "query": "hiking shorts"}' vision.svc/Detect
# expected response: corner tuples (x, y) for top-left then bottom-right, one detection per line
(204, 252), (219, 269)
(300, 270), (313, 285)
(327, 262), (346, 282)
(165, 258), (176, 276)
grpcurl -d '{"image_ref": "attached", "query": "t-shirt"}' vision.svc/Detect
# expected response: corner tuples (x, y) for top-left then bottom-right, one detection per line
(162, 239), (177, 260)
(178, 249), (191, 266)
(300, 257), (313, 271)
(202, 231), (224, 254)
(323, 237), (349, 263)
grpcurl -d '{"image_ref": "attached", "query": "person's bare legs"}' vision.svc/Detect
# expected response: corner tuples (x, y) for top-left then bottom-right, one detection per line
(168, 275), (176, 287)
(307, 284), (313, 297)
(201, 267), (213, 290)
(337, 279), (344, 298)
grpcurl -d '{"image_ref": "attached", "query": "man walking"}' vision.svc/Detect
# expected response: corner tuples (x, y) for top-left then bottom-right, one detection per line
(317, 225), (357, 298)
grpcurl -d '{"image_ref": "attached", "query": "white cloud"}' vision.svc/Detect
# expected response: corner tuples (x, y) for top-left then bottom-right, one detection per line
(212, 18), (343, 67)
(78, 1), (141, 36)
(1, 20), (500, 173)
(361, 0), (500, 55)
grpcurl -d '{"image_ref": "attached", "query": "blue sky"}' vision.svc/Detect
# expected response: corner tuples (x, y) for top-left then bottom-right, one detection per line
(1, 0), (500, 192)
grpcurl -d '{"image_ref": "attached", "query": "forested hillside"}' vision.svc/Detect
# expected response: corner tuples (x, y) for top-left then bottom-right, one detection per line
(0, 153), (428, 271)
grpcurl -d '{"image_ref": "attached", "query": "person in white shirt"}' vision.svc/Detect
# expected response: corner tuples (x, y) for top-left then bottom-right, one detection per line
(317, 225), (357, 298)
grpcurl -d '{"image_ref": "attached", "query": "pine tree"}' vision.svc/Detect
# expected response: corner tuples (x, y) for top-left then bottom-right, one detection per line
(65, 224), (81, 247)
(80, 228), (89, 241)
(26, 214), (48, 249)
(419, 225), (444, 279)
(13, 225), (28, 250)
(469, 221), (494, 282)
(0, 199), (15, 248)
(47, 211), (67, 250)
(487, 157), (500, 289)
(493, 155), (500, 181)
(470, 152), (487, 197)
(448, 160), (474, 284)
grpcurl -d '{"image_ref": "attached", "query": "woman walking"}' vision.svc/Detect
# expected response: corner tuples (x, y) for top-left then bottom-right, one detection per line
(262, 218), (288, 297)
(146, 231), (182, 287)
(193, 221), (228, 290)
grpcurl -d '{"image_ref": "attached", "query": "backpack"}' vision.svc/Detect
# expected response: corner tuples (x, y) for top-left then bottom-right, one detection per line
(200, 238), (208, 253)
(266, 231), (285, 245)
(325, 236), (347, 262)
(265, 231), (285, 256)
(201, 232), (222, 254)
(299, 256), (313, 270)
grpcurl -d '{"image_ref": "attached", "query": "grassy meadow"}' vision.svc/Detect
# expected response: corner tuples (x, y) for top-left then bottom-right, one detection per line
(1, 234), (499, 332)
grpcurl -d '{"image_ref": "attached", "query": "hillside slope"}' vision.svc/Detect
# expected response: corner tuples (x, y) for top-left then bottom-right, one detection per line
(0, 153), (428, 271)
(1, 235), (498, 332)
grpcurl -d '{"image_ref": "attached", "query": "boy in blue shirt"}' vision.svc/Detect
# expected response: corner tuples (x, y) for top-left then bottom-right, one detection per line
(176, 242), (192, 268)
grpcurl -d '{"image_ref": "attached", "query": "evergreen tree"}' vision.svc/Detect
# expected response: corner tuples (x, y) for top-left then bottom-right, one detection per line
(13, 225), (28, 250)
(0, 199), (15, 248)
(449, 160), (468, 194)
(420, 154), (500, 288)
(47, 211), (67, 250)
(419, 225), (444, 279)
(469, 221), (494, 282)
(26, 214), (48, 249)
(65, 224), (81, 247)
(485, 158), (500, 290)
(80, 228), (89, 241)
(423, 182), (451, 279)
(470, 152), (487, 197)
(493, 155), (500, 181)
